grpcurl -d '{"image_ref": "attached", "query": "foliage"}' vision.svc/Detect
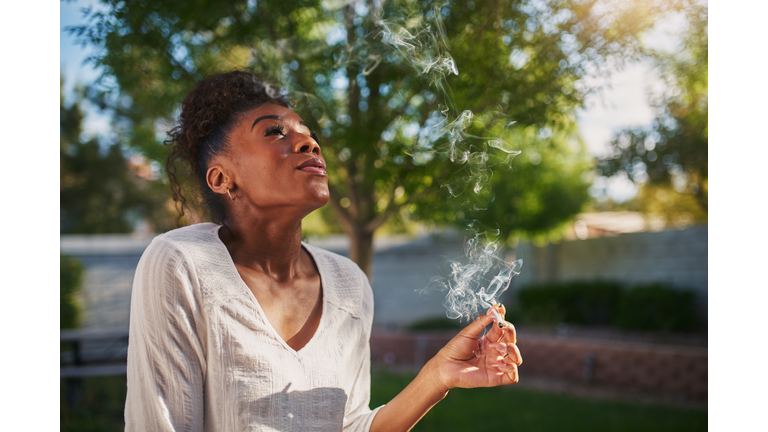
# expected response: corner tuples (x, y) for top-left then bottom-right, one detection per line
(60, 254), (85, 329)
(615, 282), (698, 332)
(413, 122), (594, 244)
(515, 280), (699, 332)
(69, 0), (691, 272)
(597, 4), (707, 225)
(61, 375), (127, 432)
(516, 280), (622, 326)
(60, 80), (175, 234)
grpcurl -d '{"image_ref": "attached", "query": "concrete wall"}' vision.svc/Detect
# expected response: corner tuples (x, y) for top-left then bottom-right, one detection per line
(61, 225), (707, 330)
(59, 232), (467, 330)
(61, 235), (156, 329)
(512, 225), (708, 323)
(367, 234), (464, 329)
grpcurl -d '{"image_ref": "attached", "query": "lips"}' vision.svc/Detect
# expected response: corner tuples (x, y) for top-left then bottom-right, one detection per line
(297, 157), (327, 175)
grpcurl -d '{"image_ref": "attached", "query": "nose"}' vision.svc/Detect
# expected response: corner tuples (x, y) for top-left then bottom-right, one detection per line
(294, 133), (321, 156)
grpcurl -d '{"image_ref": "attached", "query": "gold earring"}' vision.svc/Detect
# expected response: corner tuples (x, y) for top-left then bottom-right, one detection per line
(227, 187), (235, 201)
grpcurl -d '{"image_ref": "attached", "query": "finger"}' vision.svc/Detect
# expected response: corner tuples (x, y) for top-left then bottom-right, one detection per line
(488, 342), (508, 357)
(487, 320), (516, 345)
(459, 311), (494, 339)
(489, 342), (521, 366)
(485, 305), (506, 341)
(505, 363), (519, 384)
(503, 343), (522, 366)
(496, 320), (517, 344)
(493, 362), (519, 384)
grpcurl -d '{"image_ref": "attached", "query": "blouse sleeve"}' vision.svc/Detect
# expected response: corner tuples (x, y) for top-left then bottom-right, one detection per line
(342, 271), (384, 432)
(124, 237), (207, 432)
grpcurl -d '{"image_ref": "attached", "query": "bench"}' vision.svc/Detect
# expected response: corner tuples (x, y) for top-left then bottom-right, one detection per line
(60, 327), (129, 379)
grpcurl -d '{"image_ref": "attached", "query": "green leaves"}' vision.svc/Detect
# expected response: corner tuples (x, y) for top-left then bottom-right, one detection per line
(69, 0), (692, 268)
(597, 4), (707, 223)
(60, 81), (176, 234)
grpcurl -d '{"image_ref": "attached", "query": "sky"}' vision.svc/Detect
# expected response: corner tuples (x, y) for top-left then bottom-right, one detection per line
(60, 0), (681, 202)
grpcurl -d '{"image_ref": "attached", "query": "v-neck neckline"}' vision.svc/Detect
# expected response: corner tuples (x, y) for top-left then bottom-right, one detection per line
(212, 224), (328, 357)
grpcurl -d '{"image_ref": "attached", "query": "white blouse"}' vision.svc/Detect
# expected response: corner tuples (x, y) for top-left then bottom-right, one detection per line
(124, 223), (382, 431)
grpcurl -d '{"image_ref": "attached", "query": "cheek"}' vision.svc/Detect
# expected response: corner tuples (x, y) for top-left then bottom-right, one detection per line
(237, 154), (279, 183)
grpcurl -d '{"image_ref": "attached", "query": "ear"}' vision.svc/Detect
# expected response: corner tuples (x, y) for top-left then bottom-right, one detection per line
(206, 165), (232, 197)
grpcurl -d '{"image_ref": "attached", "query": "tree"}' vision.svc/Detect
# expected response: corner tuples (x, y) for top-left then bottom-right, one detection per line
(70, 0), (688, 275)
(597, 4), (707, 226)
(411, 121), (593, 245)
(60, 80), (174, 234)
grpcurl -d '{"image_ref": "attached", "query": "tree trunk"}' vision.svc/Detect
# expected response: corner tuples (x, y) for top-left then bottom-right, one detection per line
(349, 224), (375, 283)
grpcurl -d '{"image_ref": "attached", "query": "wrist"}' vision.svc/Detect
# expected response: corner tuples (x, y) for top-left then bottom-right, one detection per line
(420, 356), (452, 397)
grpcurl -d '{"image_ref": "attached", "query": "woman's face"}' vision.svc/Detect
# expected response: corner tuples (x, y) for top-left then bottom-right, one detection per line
(216, 103), (329, 216)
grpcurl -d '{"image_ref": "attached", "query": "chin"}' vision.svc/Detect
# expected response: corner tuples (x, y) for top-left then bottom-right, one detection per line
(314, 192), (330, 208)
(305, 187), (330, 208)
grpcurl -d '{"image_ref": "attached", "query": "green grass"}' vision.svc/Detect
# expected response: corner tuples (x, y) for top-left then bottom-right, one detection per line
(61, 371), (707, 431)
(370, 370), (707, 432)
(61, 376), (127, 432)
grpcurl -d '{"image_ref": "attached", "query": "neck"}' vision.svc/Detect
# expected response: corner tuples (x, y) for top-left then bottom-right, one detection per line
(219, 208), (308, 282)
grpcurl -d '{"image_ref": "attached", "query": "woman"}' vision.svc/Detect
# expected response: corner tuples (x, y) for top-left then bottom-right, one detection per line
(124, 70), (522, 431)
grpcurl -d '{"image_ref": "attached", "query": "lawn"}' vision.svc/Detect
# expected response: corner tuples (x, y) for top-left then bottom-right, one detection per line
(61, 371), (706, 431)
(370, 370), (706, 432)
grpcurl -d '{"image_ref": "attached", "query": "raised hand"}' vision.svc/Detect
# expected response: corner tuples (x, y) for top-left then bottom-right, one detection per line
(370, 305), (523, 432)
(430, 304), (522, 391)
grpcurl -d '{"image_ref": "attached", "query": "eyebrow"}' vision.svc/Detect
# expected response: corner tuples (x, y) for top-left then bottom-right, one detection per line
(251, 115), (311, 132)
(252, 115), (281, 130)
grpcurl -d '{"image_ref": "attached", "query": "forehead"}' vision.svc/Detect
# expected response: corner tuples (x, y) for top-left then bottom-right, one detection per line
(242, 103), (303, 126)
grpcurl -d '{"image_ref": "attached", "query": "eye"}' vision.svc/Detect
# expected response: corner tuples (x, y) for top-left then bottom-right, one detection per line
(265, 124), (286, 137)
(310, 131), (320, 144)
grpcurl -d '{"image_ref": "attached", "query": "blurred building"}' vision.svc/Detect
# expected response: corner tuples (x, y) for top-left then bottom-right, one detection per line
(562, 211), (667, 240)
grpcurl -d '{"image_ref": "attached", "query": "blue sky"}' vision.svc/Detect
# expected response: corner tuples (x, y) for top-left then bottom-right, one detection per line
(60, 0), (681, 202)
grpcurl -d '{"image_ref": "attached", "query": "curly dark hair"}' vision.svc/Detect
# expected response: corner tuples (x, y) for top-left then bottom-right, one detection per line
(165, 71), (292, 224)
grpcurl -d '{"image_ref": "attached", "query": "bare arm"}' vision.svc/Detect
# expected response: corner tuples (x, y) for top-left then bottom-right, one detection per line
(369, 306), (522, 432)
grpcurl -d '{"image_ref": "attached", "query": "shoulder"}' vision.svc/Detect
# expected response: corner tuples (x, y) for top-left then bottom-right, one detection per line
(303, 243), (373, 320)
(143, 223), (221, 261)
(137, 223), (223, 277)
(154, 223), (222, 249)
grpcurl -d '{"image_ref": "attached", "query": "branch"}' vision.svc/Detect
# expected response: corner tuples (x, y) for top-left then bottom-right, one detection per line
(327, 183), (353, 234)
(364, 186), (435, 232)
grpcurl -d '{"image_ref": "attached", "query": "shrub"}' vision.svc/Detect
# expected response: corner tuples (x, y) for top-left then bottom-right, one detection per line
(615, 282), (698, 332)
(515, 280), (699, 332)
(61, 254), (84, 329)
(516, 280), (622, 326)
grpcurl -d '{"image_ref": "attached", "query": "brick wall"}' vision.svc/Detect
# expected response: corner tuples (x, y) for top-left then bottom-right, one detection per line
(371, 331), (708, 400)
